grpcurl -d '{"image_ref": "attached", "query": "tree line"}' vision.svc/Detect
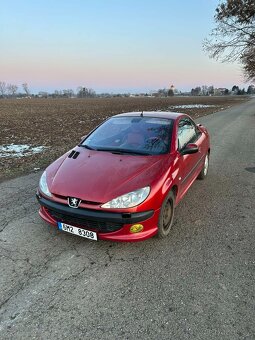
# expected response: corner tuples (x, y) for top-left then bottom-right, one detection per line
(0, 82), (34, 98)
(0, 81), (254, 99)
(155, 84), (254, 97)
(190, 85), (255, 96)
(0, 82), (96, 99)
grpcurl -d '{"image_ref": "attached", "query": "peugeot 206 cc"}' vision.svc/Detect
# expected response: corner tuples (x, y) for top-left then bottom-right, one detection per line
(36, 111), (210, 242)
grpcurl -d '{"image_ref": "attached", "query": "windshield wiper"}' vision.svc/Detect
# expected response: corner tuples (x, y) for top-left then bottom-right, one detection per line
(104, 148), (152, 156)
(80, 145), (151, 155)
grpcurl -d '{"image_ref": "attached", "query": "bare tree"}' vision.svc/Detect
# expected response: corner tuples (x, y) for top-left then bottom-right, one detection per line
(22, 83), (30, 96)
(0, 81), (7, 97)
(53, 90), (61, 98)
(77, 86), (96, 98)
(76, 86), (83, 96)
(242, 46), (255, 80)
(208, 85), (214, 95)
(63, 89), (74, 98)
(156, 88), (168, 97)
(191, 87), (201, 96)
(201, 85), (209, 95)
(204, 0), (255, 81)
(247, 84), (255, 94)
(7, 84), (18, 97)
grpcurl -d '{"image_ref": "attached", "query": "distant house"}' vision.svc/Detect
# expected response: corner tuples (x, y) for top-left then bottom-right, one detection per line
(37, 91), (48, 98)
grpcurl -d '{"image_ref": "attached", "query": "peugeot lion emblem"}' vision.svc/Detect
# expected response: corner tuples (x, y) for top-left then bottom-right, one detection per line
(68, 197), (81, 208)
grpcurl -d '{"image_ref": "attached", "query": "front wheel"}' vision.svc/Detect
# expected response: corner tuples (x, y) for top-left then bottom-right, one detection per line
(197, 153), (209, 180)
(158, 190), (175, 238)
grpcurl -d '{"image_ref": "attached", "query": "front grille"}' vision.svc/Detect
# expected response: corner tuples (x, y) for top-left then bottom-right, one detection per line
(47, 208), (123, 233)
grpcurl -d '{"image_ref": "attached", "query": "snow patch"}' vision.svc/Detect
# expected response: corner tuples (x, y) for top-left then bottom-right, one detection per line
(0, 144), (47, 158)
(170, 104), (217, 109)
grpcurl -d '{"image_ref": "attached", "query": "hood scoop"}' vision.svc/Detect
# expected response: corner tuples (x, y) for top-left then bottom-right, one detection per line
(68, 150), (80, 159)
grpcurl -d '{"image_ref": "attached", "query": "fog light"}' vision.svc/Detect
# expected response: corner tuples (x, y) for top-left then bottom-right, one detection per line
(130, 224), (144, 233)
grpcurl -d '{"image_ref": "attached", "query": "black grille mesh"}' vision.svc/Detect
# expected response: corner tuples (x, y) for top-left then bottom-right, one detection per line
(47, 208), (123, 233)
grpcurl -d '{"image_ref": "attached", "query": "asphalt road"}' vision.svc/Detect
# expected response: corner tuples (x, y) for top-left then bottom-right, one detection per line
(0, 99), (254, 340)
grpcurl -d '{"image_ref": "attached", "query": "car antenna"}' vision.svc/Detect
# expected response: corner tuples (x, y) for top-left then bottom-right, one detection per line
(140, 111), (144, 117)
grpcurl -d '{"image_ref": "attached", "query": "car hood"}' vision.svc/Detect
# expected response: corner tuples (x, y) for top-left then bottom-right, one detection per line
(47, 147), (171, 203)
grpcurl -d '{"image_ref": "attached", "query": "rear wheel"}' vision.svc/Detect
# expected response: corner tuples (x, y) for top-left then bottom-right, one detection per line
(197, 153), (209, 180)
(158, 190), (175, 238)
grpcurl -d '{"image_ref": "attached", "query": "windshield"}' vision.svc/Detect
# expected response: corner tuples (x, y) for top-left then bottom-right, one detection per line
(81, 116), (173, 155)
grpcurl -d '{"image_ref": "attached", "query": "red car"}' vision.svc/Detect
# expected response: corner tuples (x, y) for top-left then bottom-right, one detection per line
(37, 111), (210, 242)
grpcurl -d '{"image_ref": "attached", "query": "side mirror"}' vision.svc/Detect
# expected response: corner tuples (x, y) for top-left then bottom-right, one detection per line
(80, 135), (87, 142)
(180, 143), (199, 155)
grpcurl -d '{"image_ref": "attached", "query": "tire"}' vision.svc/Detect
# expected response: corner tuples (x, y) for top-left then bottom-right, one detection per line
(197, 153), (209, 180)
(158, 190), (175, 238)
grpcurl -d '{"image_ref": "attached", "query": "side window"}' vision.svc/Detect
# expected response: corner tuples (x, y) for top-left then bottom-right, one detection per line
(178, 118), (197, 150)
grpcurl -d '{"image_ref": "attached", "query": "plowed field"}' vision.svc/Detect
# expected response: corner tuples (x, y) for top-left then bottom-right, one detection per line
(0, 96), (249, 181)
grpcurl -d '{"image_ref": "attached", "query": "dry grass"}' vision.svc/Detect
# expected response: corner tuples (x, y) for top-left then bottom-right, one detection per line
(0, 96), (249, 181)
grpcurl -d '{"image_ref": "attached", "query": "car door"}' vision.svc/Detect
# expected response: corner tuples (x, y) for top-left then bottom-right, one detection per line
(177, 117), (203, 198)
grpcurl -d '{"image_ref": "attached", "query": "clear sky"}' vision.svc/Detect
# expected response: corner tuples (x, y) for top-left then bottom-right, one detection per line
(0, 0), (247, 93)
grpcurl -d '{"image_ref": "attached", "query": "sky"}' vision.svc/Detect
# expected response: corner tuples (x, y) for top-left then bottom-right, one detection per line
(0, 0), (248, 94)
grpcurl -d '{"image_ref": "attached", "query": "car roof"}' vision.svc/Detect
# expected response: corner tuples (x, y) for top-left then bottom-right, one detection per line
(113, 111), (184, 120)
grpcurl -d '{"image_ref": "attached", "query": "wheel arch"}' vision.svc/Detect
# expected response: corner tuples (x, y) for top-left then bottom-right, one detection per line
(171, 185), (178, 199)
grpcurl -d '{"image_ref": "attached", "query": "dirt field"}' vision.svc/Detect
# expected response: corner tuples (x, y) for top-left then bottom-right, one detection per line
(0, 96), (250, 181)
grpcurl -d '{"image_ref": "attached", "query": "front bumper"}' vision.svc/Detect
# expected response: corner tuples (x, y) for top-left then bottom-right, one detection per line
(36, 193), (159, 241)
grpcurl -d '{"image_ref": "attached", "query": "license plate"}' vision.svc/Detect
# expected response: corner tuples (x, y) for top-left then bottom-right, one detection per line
(57, 222), (97, 241)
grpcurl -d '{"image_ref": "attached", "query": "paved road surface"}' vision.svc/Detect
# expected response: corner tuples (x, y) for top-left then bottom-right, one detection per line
(0, 99), (254, 340)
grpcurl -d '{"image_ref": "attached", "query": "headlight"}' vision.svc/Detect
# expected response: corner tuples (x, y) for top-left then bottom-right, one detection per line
(101, 186), (150, 209)
(39, 171), (52, 197)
